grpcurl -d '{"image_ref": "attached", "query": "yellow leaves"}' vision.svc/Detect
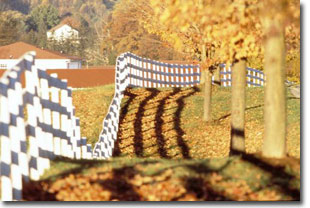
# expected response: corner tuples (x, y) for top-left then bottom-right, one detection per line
(73, 87), (113, 145)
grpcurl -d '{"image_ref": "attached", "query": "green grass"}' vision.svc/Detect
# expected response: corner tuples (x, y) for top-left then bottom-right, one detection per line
(35, 154), (299, 201)
(32, 84), (300, 201)
(72, 84), (115, 146)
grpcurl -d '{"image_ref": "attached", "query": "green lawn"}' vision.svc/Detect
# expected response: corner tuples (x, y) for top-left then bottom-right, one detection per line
(28, 84), (300, 201)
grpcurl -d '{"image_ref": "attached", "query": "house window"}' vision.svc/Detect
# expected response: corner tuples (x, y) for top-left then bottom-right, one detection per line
(0, 64), (7, 69)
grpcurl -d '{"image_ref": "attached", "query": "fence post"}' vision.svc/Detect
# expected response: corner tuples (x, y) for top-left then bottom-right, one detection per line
(147, 59), (152, 88)
(197, 65), (200, 84)
(260, 73), (264, 86)
(81, 137), (87, 159)
(32, 66), (49, 177)
(50, 73), (61, 157)
(256, 71), (260, 86)
(152, 62), (156, 88)
(247, 69), (251, 87)
(15, 80), (29, 182)
(175, 66), (179, 87)
(160, 62), (165, 87)
(25, 68), (41, 181)
(10, 79), (25, 201)
(228, 66), (232, 86)
(190, 67), (194, 87)
(40, 76), (54, 160)
(180, 65), (184, 87)
(185, 66), (189, 87)
(223, 67), (227, 87)
(61, 79), (73, 159)
(156, 63), (161, 88)
(165, 64), (170, 87)
(0, 78), (13, 201)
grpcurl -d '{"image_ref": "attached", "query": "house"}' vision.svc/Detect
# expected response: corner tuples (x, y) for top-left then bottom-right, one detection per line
(0, 42), (82, 69)
(47, 23), (79, 42)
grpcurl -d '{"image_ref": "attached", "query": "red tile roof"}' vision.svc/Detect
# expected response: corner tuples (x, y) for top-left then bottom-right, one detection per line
(0, 42), (82, 60)
(48, 23), (67, 32)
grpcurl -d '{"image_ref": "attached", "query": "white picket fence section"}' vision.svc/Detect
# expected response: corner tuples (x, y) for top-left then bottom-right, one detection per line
(92, 52), (201, 158)
(0, 52), (95, 201)
(0, 51), (266, 201)
(0, 51), (201, 201)
(216, 64), (265, 87)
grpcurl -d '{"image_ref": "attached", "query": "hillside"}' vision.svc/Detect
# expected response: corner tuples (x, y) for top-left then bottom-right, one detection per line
(0, 0), (118, 18)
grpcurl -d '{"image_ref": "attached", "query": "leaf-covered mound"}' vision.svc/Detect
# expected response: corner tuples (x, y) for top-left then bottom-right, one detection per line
(26, 84), (300, 201)
(23, 155), (300, 201)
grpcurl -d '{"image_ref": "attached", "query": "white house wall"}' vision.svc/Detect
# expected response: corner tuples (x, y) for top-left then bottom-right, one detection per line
(68, 61), (81, 69)
(35, 59), (70, 69)
(47, 25), (79, 41)
(0, 59), (82, 70)
(0, 59), (17, 69)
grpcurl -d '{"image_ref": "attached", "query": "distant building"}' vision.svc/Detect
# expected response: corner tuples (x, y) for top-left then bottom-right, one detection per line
(0, 42), (82, 69)
(47, 23), (79, 42)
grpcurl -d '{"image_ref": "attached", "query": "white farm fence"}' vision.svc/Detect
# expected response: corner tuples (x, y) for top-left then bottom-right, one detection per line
(215, 64), (265, 87)
(0, 51), (266, 201)
(0, 52), (200, 201)
(91, 52), (201, 158)
(0, 52), (94, 201)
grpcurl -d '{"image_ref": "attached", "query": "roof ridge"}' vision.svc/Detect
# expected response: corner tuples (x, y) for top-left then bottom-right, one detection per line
(48, 23), (68, 32)
(0, 41), (82, 60)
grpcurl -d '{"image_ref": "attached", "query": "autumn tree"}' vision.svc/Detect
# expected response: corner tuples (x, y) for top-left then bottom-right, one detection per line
(140, 0), (222, 122)
(207, 1), (263, 154)
(26, 4), (60, 31)
(101, 0), (182, 64)
(0, 0), (30, 14)
(0, 10), (25, 46)
(148, 1), (263, 156)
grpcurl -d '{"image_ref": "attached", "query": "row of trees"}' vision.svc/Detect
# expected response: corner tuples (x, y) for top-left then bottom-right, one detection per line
(99, 0), (185, 64)
(0, 1), (115, 65)
(110, 0), (299, 158)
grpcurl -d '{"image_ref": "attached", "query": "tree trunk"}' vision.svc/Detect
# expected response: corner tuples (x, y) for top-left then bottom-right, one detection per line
(213, 65), (221, 86)
(200, 70), (206, 84)
(201, 44), (212, 121)
(200, 44), (207, 84)
(230, 59), (246, 154)
(262, 17), (286, 158)
(203, 70), (212, 121)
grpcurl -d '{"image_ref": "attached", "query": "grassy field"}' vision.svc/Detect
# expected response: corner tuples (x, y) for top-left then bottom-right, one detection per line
(22, 84), (300, 201)
(72, 84), (300, 159)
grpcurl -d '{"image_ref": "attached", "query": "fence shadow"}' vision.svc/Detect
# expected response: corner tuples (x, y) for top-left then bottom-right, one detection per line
(114, 89), (138, 156)
(173, 87), (199, 159)
(215, 104), (264, 122)
(133, 88), (160, 157)
(116, 87), (199, 159)
(21, 153), (299, 201)
(233, 150), (300, 200)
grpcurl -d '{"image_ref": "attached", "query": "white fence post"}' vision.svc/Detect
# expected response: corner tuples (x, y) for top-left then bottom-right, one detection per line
(223, 67), (227, 87)
(50, 73), (61, 157)
(247, 69), (251, 87)
(0, 78), (13, 201)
